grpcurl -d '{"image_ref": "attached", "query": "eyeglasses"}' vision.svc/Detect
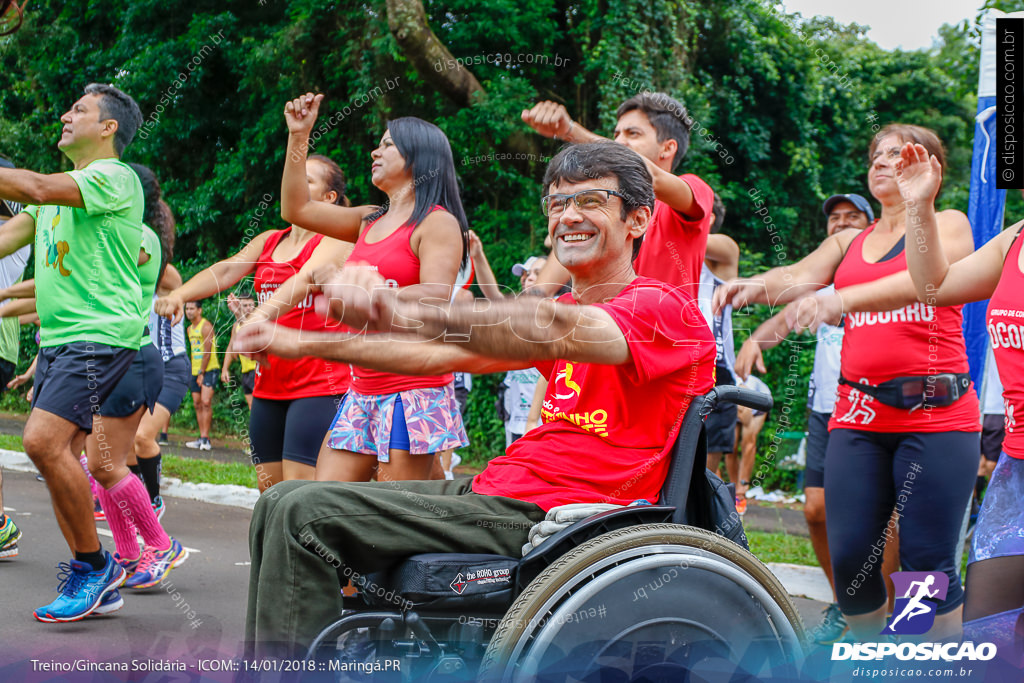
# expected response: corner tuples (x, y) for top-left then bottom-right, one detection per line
(540, 189), (628, 217)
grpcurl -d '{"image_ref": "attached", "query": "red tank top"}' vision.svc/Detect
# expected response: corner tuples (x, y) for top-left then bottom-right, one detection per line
(987, 228), (1024, 458)
(829, 223), (979, 433)
(345, 212), (454, 395)
(253, 228), (350, 399)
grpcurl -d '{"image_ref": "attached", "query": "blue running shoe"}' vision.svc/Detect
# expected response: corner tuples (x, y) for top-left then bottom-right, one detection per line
(113, 552), (141, 580)
(90, 589), (124, 616)
(33, 552), (126, 622)
(125, 538), (187, 589)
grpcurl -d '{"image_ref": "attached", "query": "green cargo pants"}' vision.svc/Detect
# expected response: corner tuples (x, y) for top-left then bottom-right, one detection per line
(245, 477), (546, 657)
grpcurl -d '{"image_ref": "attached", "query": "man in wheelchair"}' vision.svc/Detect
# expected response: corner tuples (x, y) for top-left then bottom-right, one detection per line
(236, 141), (719, 660)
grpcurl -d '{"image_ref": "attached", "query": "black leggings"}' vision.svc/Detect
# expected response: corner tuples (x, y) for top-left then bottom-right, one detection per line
(249, 394), (344, 468)
(825, 428), (978, 616)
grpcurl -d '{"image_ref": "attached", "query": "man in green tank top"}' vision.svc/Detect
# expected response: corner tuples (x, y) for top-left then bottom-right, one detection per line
(0, 83), (146, 622)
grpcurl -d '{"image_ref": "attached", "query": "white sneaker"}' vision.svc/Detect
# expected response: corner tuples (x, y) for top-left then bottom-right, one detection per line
(450, 452), (462, 469)
(199, 438), (212, 451)
(185, 438), (203, 449)
(443, 470), (454, 481)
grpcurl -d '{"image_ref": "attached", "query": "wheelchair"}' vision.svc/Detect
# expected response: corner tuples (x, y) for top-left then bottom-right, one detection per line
(304, 386), (807, 681)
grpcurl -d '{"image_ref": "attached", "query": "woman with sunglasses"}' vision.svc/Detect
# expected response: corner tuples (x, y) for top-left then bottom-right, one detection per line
(261, 93), (469, 483)
(714, 124), (979, 641)
(899, 142), (1024, 636)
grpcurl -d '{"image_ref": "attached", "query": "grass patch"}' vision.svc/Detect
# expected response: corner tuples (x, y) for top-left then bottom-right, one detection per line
(0, 432), (24, 451)
(747, 530), (818, 567)
(162, 454), (257, 489)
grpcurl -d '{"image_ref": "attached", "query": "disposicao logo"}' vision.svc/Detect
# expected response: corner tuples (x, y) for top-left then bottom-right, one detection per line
(831, 572), (997, 663)
(883, 571), (948, 635)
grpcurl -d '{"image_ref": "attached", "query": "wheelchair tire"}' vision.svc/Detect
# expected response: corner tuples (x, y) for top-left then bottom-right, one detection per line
(479, 523), (806, 682)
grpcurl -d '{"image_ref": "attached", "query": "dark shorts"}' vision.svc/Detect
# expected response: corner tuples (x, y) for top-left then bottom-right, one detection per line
(0, 358), (15, 391)
(249, 394), (345, 468)
(190, 369), (219, 394)
(706, 402), (737, 454)
(158, 354), (191, 414)
(981, 414), (1005, 463)
(970, 451), (1024, 563)
(100, 343), (163, 418)
(804, 410), (831, 489)
(241, 370), (256, 396)
(32, 342), (138, 432)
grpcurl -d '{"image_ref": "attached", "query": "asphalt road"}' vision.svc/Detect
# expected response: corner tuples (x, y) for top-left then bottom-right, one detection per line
(0, 468), (252, 680)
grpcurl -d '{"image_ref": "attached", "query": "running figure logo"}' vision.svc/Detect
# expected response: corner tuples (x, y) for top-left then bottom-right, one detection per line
(836, 380), (876, 425)
(882, 571), (949, 635)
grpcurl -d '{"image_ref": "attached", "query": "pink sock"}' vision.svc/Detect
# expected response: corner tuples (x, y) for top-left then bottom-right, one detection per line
(96, 485), (141, 560)
(106, 474), (171, 551)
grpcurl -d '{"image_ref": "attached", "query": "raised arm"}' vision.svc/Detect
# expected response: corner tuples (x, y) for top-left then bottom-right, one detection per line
(280, 93), (375, 241)
(468, 230), (507, 300)
(248, 236), (354, 323)
(316, 266), (631, 366)
(900, 142), (1008, 306)
(713, 229), (856, 313)
(234, 321), (533, 377)
(0, 167), (84, 208)
(788, 211), (976, 332)
(155, 231), (272, 324)
(521, 100), (701, 218)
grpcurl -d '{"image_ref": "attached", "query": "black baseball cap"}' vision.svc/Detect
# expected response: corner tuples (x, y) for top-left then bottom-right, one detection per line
(0, 157), (22, 218)
(822, 193), (874, 223)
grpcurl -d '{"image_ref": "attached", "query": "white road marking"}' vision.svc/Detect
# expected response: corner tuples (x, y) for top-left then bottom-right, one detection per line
(95, 528), (200, 554)
(234, 562), (251, 566)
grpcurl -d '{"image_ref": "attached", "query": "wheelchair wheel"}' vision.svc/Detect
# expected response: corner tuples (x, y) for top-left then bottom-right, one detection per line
(479, 524), (806, 682)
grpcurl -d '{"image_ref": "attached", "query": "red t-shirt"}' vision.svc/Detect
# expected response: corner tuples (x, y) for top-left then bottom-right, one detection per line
(472, 277), (716, 511)
(254, 228), (350, 399)
(632, 173), (715, 300)
(345, 212), (454, 395)
(987, 228), (1024, 459)
(829, 224), (979, 433)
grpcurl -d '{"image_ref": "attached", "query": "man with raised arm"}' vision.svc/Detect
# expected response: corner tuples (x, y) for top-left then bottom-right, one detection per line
(521, 92), (715, 298)
(0, 84), (146, 621)
(236, 142), (715, 657)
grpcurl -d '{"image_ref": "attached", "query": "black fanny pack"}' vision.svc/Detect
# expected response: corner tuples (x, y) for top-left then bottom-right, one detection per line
(839, 373), (971, 411)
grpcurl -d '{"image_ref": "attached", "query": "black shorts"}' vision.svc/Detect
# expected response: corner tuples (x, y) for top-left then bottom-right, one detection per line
(32, 342), (138, 432)
(249, 394), (345, 467)
(241, 370), (256, 396)
(706, 402), (737, 454)
(158, 354), (191, 413)
(981, 413), (1005, 463)
(804, 410), (831, 488)
(190, 369), (219, 393)
(100, 343), (163, 418)
(0, 358), (15, 391)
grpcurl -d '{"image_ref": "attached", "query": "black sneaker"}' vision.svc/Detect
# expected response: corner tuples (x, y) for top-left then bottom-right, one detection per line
(157, 433), (170, 446)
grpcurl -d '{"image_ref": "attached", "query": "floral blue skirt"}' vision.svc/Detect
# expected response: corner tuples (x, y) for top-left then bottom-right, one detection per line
(326, 384), (468, 462)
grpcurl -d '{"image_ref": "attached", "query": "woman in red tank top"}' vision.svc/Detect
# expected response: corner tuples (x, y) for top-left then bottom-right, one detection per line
(716, 125), (978, 641)
(270, 92), (470, 483)
(900, 142), (1024, 633)
(155, 155), (353, 492)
